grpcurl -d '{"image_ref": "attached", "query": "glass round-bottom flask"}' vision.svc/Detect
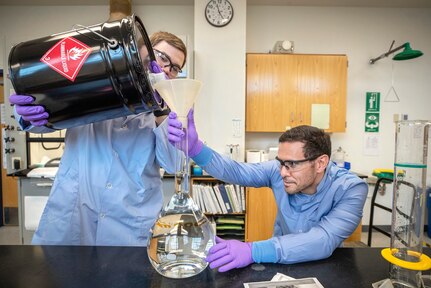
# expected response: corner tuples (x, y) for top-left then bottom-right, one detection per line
(147, 191), (215, 279)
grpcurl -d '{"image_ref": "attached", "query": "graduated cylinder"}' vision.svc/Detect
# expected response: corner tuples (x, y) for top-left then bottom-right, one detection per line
(384, 120), (431, 287)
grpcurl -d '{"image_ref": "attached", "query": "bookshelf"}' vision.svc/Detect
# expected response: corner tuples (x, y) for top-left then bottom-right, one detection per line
(190, 176), (246, 241)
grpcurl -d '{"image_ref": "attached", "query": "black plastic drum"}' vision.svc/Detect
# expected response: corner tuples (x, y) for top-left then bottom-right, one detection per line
(8, 15), (157, 129)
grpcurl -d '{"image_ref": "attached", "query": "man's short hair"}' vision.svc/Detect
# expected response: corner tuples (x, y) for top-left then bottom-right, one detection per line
(279, 125), (331, 158)
(150, 31), (187, 68)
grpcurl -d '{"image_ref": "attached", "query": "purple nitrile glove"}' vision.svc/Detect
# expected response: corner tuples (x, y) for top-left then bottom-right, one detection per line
(149, 60), (166, 104)
(167, 109), (203, 157)
(150, 60), (163, 74)
(205, 236), (254, 272)
(9, 94), (49, 127)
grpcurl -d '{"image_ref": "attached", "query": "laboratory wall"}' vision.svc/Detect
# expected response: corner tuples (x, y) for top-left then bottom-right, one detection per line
(193, 0), (247, 160)
(1, 2), (431, 227)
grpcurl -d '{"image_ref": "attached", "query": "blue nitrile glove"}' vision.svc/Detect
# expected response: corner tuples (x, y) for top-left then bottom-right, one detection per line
(149, 60), (170, 117)
(167, 109), (203, 157)
(9, 94), (49, 127)
(205, 236), (254, 272)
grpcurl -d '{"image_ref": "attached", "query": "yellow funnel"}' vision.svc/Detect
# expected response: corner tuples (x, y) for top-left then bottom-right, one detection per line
(154, 79), (202, 127)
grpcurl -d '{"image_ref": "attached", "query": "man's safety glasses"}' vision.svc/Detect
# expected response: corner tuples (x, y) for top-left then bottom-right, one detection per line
(275, 155), (320, 171)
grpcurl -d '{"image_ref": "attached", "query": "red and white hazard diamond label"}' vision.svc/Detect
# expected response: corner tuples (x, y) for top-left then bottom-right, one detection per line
(40, 36), (92, 82)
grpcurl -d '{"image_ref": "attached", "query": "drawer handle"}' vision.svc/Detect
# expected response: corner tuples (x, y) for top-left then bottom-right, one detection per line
(36, 183), (53, 187)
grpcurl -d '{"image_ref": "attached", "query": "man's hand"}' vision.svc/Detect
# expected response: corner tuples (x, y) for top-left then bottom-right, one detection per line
(205, 236), (254, 272)
(167, 109), (203, 157)
(9, 94), (49, 126)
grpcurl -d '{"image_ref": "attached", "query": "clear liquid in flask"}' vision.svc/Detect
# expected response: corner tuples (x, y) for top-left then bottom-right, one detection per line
(147, 192), (215, 279)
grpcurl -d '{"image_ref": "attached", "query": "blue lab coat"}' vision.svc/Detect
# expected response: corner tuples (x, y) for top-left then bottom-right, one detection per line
(17, 113), (176, 246)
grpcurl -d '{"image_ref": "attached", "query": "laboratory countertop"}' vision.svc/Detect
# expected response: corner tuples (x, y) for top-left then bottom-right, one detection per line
(1, 245), (429, 288)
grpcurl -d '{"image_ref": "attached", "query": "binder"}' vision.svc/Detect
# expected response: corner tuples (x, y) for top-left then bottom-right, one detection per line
(194, 185), (207, 213)
(192, 184), (201, 210)
(226, 184), (241, 212)
(240, 186), (246, 211)
(218, 184), (233, 213)
(207, 185), (223, 213)
(213, 185), (228, 214)
(203, 185), (218, 214)
(235, 184), (242, 212)
(199, 185), (211, 213)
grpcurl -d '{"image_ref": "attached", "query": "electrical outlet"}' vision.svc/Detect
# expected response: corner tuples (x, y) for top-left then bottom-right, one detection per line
(12, 157), (21, 170)
(393, 114), (409, 122)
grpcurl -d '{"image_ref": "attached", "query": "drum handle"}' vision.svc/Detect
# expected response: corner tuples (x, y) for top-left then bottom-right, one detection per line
(72, 24), (118, 49)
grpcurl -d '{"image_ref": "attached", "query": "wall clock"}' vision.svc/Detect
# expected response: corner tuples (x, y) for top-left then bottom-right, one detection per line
(205, 0), (234, 28)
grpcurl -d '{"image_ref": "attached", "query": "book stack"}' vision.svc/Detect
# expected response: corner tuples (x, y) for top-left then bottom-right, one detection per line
(192, 183), (245, 214)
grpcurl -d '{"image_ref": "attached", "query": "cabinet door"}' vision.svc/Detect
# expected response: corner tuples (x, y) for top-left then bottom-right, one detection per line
(296, 54), (347, 132)
(246, 54), (347, 133)
(245, 187), (277, 242)
(246, 54), (298, 132)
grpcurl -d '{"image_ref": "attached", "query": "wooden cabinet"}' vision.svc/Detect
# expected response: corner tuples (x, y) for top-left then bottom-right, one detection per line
(246, 53), (347, 133)
(245, 187), (277, 242)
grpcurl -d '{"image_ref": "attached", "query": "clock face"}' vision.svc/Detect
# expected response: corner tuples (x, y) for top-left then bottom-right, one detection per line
(205, 0), (234, 27)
